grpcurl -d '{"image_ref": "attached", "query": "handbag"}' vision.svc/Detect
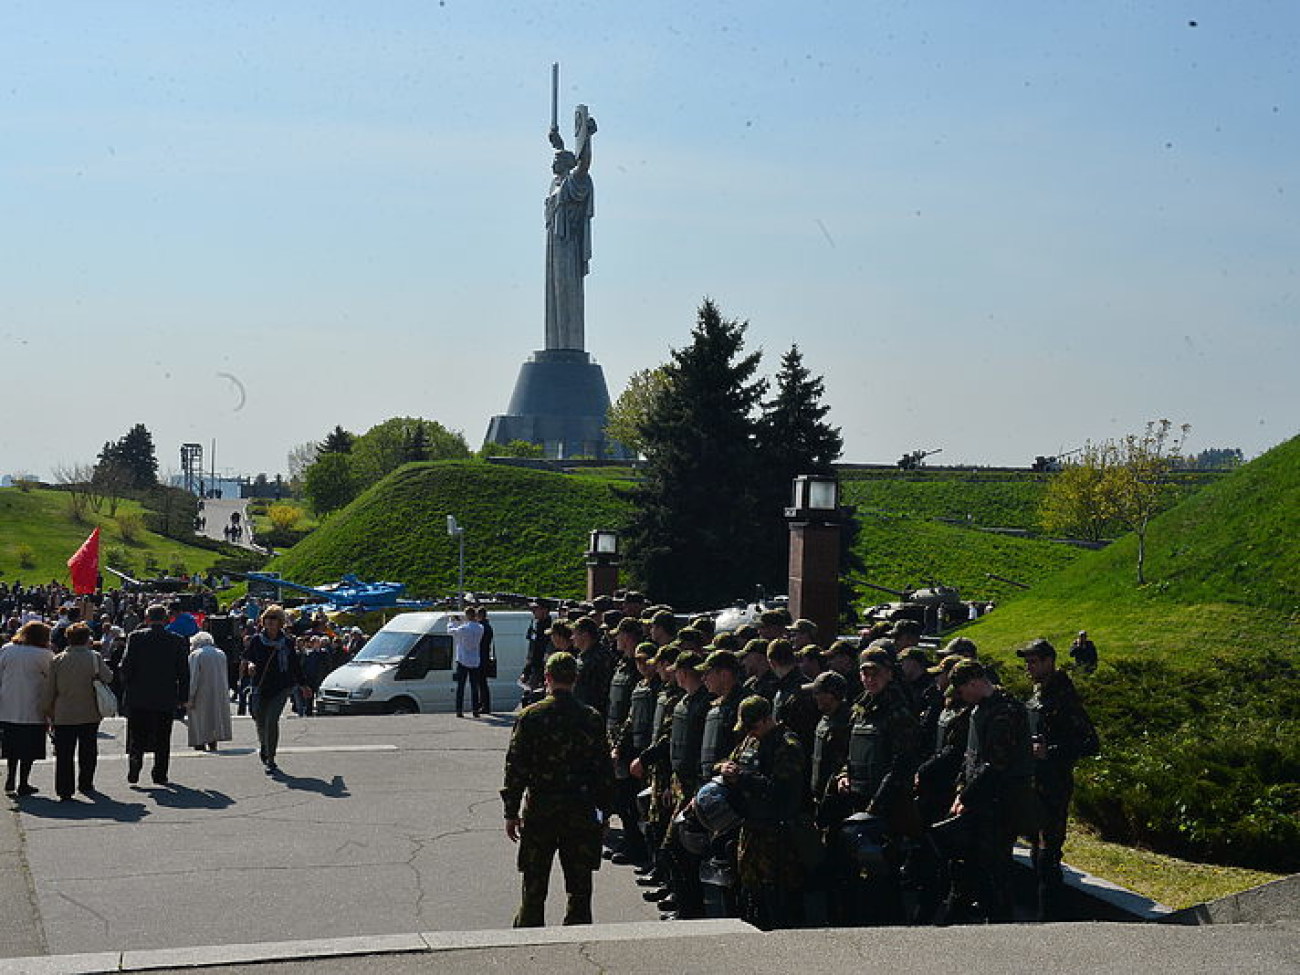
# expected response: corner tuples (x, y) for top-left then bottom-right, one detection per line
(93, 679), (118, 719)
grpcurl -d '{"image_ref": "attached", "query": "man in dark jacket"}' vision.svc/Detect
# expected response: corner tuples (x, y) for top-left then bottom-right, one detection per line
(1019, 638), (1099, 920)
(120, 603), (190, 785)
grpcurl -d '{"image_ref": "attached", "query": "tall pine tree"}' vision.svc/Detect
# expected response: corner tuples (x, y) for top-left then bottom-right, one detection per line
(623, 300), (767, 609)
(755, 344), (852, 605)
(96, 423), (159, 489)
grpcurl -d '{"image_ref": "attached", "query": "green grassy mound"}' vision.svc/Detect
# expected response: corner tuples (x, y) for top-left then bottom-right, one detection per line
(268, 461), (633, 599)
(0, 486), (225, 585)
(961, 435), (1300, 871)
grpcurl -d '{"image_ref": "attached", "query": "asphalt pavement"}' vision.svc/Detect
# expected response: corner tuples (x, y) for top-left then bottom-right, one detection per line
(2, 712), (1296, 975)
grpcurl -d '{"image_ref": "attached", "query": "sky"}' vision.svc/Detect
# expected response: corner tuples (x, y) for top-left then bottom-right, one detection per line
(2, 1), (1297, 481)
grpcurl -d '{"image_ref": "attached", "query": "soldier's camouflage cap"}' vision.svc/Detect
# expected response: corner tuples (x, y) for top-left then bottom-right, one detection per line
(948, 658), (988, 687)
(1015, 638), (1056, 659)
(735, 694), (773, 732)
(811, 670), (848, 699)
(741, 638), (769, 657)
(899, 645), (931, 666)
(674, 649), (705, 672)
(545, 651), (578, 683)
(676, 626), (706, 648)
(634, 641), (657, 661)
(858, 648), (893, 672)
(792, 618), (818, 636)
(649, 643), (680, 667)
(928, 654), (963, 677)
(699, 649), (741, 673)
(941, 636), (979, 660)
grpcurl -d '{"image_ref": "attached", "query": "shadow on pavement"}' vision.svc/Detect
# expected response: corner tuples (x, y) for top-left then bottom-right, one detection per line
(144, 783), (235, 810)
(268, 771), (350, 798)
(18, 793), (151, 823)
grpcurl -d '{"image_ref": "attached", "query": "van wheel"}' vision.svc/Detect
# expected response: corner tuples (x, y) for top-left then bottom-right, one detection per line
(388, 697), (419, 715)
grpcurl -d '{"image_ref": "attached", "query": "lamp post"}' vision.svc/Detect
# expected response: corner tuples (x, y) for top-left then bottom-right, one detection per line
(785, 474), (842, 644)
(447, 515), (466, 608)
(586, 529), (620, 601)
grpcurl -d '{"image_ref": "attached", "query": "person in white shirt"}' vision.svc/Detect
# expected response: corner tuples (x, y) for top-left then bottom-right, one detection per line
(448, 608), (485, 718)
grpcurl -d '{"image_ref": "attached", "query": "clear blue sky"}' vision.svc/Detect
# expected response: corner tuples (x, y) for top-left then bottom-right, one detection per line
(2, 1), (1296, 480)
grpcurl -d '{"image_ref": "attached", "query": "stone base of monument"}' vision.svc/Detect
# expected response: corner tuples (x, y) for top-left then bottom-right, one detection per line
(486, 349), (632, 460)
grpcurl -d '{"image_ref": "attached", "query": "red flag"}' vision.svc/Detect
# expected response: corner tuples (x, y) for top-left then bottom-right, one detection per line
(67, 527), (101, 595)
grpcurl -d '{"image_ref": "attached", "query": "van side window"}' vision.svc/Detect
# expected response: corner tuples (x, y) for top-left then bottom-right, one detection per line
(411, 633), (453, 673)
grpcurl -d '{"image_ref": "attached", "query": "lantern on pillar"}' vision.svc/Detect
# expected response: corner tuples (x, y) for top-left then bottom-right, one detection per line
(586, 529), (620, 601)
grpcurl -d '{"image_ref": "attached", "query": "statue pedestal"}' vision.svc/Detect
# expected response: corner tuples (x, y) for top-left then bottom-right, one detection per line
(485, 349), (630, 460)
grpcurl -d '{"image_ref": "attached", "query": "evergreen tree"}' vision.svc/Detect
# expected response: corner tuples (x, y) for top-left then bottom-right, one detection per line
(319, 425), (355, 454)
(753, 345), (846, 595)
(97, 423), (159, 489)
(623, 299), (767, 608)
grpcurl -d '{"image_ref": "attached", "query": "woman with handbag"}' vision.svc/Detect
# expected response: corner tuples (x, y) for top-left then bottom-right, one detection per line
(242, 606), (310, 774)
(0, 620), (55, 797)
(44, 622), (114, 800)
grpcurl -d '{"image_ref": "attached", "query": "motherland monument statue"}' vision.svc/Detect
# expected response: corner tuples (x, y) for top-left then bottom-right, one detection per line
(544, 63), (597, 352)
(484, 64), (628, 460)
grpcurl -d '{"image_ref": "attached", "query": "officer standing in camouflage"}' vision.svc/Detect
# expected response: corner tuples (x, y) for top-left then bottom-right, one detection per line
(721, 695), (807, 930)
(945, 658), (1036, 924)
(572, 616), (613, 715)
(657, 648), (712, 919)
(833, 648), (921, 925)
(502, 651), (615, 927)
(604, 618), (647, 865)
(1018, 638), (1099, 920)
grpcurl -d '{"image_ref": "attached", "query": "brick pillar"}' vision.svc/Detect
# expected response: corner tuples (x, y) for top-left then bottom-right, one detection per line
(586, 558), (619, 601)
(787, 518), (841, 645)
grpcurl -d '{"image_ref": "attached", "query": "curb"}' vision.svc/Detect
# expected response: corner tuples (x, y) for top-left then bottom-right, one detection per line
(0, 919), (755, 974)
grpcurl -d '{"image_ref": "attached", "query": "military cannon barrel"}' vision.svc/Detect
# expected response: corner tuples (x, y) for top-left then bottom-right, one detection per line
(861, 581), (909, 598)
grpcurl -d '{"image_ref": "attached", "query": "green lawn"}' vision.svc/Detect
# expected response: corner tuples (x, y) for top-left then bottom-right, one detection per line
(0, 486), (225, 586)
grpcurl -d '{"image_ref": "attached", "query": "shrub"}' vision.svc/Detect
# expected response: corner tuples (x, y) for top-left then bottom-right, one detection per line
(117, 510), (146, 544)
(14, 543), (36, 569)
(268, 503), (303, 531)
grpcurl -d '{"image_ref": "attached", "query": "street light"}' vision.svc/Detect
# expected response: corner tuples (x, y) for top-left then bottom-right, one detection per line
(447, 515), (466, 608)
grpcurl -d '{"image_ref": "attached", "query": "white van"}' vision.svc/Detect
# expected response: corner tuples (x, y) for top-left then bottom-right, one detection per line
(316, 611), (532, 715)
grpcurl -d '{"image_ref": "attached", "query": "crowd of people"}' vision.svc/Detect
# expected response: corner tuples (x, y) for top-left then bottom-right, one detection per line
(504, 593), (1099, 930)
(0, 583), (370, 795)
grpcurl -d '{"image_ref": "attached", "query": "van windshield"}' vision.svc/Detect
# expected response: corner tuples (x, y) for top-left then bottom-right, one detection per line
(351, 631), (420, 664)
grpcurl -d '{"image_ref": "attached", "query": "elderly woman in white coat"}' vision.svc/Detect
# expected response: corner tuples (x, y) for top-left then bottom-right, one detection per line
(0, 620), (55, 796)
(187, 632), (232, 752)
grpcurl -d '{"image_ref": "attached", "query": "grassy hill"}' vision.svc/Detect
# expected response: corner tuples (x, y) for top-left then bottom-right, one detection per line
(268, 461), (634, 599)
(958, 435), (1300, 871)
(270, 461), (1095, 608)
(0, 486), (226, 585)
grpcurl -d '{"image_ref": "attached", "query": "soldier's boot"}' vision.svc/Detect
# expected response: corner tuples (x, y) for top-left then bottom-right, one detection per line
(562, 892), (593, 925)
(513, 873), (549, 928)
(1035, 849), (1065, 921)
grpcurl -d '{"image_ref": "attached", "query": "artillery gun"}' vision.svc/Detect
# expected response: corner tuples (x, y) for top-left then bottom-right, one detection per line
(897, 448), (942, 470)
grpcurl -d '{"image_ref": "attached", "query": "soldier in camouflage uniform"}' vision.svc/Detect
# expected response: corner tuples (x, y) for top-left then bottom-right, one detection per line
(1018, 638), (1099, 920)
(831, 648), (921, 925)
(628, 643), (682, 901)
(945, 658), (1036, 923)
(740, 639), (777, 699)
(572, 616), (613, 716)
(502, 651), (616, 927)
(912, 654), (971, 923)
(657, 649), (712, 918)
(721, 695), (808, 930)
(605, 618), (647, 865)
(767, 639), (819, 768)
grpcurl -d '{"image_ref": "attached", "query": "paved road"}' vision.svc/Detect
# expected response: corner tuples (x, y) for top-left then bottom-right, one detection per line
(3, 712), (656, 958)
(196, 497), (259, 551)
